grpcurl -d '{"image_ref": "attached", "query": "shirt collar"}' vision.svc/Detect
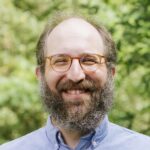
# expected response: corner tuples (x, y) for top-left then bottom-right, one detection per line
(45, 115), (109, 146)
(45, 116), (59, 145)
(92, 115), (109, 143)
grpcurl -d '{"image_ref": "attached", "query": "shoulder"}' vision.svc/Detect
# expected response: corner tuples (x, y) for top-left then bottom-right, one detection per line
(109, 122), (150, 139)
(103, 122), (150, 150)
(0, 127), (50, 150)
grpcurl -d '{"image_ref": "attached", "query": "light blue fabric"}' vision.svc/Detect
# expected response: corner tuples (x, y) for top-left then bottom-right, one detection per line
(0, 116), (150, 150)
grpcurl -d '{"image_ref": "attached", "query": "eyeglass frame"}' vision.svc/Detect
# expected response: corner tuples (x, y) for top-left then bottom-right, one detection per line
(42, 53), (108, 73)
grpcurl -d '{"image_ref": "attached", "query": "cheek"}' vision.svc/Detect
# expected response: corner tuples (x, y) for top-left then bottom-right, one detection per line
(88, 67), (108, 86)
(44, 70), (63, 92)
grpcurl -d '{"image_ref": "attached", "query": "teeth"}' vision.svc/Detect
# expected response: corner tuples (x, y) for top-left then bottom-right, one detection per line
(66, 90), (84, 94)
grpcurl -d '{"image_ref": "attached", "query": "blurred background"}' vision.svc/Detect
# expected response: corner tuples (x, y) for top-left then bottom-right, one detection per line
(0, 0), (150, 144)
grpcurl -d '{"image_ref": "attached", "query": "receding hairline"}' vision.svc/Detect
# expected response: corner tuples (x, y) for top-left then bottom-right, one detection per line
(44, 11), (105, 36)
(44, 15), (108, 56)
(48, 16), (100, 34)
(45, 17), (105, 53)
(36, 11), (116, 68)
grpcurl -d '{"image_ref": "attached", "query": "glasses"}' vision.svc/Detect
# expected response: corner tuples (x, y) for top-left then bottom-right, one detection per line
(45, 53), (107, 72)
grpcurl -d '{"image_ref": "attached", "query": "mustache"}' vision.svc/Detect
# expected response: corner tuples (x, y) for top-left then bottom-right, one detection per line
(57, 78), (101, 93)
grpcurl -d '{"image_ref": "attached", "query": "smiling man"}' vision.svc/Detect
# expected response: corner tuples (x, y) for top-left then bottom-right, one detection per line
(1, 12), (150, 150)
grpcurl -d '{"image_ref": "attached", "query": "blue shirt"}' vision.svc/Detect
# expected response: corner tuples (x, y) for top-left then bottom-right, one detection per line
(0, 116), (150, 150)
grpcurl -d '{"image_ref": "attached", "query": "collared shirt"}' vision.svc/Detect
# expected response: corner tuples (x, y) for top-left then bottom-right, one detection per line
(57, 129), (95, 149)
(0, 115), (150, 150)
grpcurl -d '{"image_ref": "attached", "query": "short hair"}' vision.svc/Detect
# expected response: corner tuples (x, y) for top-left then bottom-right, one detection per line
(36, 11), (117, 73)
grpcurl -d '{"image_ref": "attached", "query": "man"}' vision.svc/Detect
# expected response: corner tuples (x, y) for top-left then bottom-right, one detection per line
(1, 12), (150, 150)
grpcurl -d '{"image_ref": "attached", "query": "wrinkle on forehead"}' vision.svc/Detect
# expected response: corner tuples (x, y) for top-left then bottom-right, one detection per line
(46, 17), (104, 55)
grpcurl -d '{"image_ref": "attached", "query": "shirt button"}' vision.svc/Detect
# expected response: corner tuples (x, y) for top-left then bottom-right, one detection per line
(92, 141), (97, 147)
(55, 144), (58, 148)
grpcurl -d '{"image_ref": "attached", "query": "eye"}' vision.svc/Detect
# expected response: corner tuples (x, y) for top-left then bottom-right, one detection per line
(81, 55), (99, 65)
(51, 55), (70, 66)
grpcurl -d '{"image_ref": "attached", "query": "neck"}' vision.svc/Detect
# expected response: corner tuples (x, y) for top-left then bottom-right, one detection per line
(60, 128), (84, 149)
(51, 117), (90, 149)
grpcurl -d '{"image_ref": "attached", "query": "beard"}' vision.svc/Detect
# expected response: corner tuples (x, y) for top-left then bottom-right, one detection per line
(40, 72), (114, 133)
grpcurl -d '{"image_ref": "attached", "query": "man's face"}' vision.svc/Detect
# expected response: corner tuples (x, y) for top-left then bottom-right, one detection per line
(38, 18), (114, 132)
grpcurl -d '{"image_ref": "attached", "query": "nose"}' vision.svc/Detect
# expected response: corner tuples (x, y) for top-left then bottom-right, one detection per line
(66, 59), (86, 83)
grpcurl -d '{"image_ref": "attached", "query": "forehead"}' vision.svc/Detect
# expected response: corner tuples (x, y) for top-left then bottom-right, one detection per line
(45, 17), (105, 56)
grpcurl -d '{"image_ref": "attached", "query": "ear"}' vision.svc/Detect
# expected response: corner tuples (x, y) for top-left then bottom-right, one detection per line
(111, 67), (116, 76)
(35, 66), (42, 80)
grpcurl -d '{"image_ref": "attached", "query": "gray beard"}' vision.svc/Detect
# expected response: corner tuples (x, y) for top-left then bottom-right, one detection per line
(39, 73), (114, 133)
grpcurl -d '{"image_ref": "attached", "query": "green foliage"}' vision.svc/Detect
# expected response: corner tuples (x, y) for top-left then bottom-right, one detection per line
(0, 0), (150, 143)
(109, 0), (150, 135)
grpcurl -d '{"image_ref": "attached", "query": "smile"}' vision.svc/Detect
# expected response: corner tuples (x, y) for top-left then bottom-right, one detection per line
(62, 90), (90, 100)
(65, 90), (85, 94)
